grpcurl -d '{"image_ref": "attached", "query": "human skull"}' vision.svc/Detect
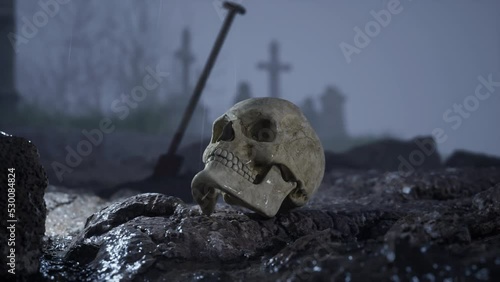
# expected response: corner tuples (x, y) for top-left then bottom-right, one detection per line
(191, 98), (325, 217)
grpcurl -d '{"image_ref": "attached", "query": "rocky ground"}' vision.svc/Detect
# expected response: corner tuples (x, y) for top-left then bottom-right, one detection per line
(3, 131), (500, 281)
(39, 168), (500, 281)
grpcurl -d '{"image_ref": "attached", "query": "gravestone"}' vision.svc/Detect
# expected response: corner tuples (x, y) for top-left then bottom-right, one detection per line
(301, 97), (319, 131)
(301, 86), (349, 151)
(0, 0), (19, 124)
(233, 81), (252, 104)
(176, 28), (195, 98)
(318, 86), (347, 141)
(257, 40), (291, 98)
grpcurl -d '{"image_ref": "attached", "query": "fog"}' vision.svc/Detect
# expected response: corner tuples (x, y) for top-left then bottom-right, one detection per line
(13, 0), (500, 156)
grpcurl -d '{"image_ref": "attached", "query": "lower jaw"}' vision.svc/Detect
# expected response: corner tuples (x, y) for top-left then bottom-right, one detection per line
(191, 161), (253, 215)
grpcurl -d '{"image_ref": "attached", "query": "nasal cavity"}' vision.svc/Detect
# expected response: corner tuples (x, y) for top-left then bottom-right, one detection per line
(217, 121), (235, 142)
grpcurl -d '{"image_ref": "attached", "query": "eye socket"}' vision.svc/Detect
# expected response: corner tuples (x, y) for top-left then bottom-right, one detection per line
(211, 116), (228, 143)
(211, 116), (234, 143)
(249, 119), (276, 142)
(217, 121), (234, 142)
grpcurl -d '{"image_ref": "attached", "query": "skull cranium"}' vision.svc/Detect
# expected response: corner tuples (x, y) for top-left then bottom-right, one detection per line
(191, 98), (324, 217)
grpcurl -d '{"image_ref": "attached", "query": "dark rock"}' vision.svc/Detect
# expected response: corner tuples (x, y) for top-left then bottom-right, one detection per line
(323, 151), (360, 170)
(106, 175), (194, 202)
(0, 131), (47, 279)
(39, 167), (500, 281)
(445, 149), (500, 168)
(325, 136), (442, 173)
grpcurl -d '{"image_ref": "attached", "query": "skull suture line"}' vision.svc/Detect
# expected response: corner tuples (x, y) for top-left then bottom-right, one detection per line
(191, 98), (325, 217)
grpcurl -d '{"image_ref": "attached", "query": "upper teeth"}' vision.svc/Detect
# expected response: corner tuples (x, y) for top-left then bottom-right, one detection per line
(208, 149), (256, 182)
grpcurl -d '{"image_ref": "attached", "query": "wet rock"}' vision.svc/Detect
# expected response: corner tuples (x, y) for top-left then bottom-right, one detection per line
(445, 149), (500, 168)
(472, 184), (500, 214)
(325, 136), (442, 173)
(42, 167), (500, 281)
(59, 193), (395, 281)
(0, 131), (47, 279)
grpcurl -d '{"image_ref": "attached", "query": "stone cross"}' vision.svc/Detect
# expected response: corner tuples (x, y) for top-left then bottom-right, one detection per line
(257, 40), (291, 98)
(175, 28), (195, 95)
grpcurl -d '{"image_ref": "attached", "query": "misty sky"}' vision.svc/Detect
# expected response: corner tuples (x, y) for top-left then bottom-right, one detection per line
(15, 0), (500, 157)
(163, 0), (500, 156)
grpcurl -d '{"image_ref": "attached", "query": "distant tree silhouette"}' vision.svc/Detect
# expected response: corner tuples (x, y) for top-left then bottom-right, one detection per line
(0, 0), (19, 122)
(17, 0), (167, 115)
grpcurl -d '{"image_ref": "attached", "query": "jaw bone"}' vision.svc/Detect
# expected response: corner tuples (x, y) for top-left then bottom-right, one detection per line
(191, 161), (296, 218)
